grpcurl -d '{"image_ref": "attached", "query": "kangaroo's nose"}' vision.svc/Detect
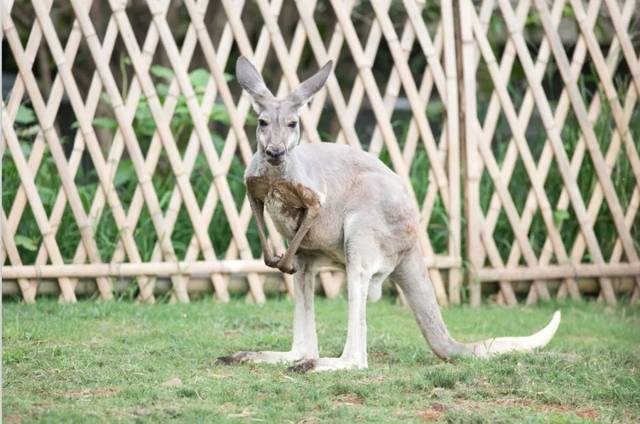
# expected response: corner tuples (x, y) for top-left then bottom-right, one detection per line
(265, 146), (285, 160)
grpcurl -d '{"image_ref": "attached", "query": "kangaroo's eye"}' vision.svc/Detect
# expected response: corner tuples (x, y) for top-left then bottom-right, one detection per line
(287, 121), (297, 129)
(258, 119), (269, 127)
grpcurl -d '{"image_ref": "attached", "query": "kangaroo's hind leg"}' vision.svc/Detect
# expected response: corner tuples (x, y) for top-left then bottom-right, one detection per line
(289, 226), (390, 372)
(217, 254), (319, 364)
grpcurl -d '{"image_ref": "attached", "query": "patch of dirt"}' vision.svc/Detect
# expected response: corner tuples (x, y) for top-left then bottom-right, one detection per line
(417, 403), (447, 421)
(3, 414), (23, 424)
(58, 387), (121, 399)
(295, 418), (321, 424)
(228, 409), (261, 420)
(457, 398), (599, 421)
(575, 409), (599, 420)
(371, 351), (391, 360)
(218, 403), (236, 413)
(494, 398), (531, 408)
(332, 394), (364, 406)
(361, 375), (386, 384)
(228, 410), (251, 418)
(551, 352), (581, 361)
(133, 407), (152, 417)
(161, 377), (183, 388)
(536, 404), (599, 420)
(206, 371), (233, 379)
(31, 402), (53, 409)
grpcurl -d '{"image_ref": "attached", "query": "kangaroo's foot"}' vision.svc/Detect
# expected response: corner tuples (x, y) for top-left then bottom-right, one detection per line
(217, 350), (308, 365)
(287, 357), (366, 373)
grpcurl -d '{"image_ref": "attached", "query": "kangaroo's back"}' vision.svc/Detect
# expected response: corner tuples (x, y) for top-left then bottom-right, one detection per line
(294, 143), (398, 177)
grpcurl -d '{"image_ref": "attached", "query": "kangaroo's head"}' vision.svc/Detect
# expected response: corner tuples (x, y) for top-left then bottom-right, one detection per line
(236, 56), (332, 166)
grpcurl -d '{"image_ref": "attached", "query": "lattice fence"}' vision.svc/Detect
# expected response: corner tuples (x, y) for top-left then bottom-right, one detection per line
(1, 0), (638, 305)
(460, 0), (640, 306)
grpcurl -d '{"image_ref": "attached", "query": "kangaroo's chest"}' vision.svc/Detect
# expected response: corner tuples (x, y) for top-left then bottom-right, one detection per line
(246, 176), (320, 240)
(264, 190), (303, 239)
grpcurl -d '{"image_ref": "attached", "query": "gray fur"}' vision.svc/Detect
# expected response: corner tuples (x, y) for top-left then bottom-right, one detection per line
(217, 57), (561, 372)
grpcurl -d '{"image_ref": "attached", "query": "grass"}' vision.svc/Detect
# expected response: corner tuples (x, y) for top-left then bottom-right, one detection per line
(3, 298), (639, 423)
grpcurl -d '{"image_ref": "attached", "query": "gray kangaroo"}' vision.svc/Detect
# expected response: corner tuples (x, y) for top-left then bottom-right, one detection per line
(217, 57), (561, 372)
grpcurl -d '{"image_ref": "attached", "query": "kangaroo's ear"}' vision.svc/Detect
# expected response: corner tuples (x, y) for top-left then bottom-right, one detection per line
(286, 61), (332, 111)
(236, 56), (275, 113)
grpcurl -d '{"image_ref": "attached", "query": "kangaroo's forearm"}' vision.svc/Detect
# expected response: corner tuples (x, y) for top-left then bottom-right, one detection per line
(277, 206), (319, 273)
(248, 195), (274, 260)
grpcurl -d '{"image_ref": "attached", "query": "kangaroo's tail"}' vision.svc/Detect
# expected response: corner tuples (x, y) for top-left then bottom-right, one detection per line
(464, 311), (561, 357)
(391, 245), (561, 360)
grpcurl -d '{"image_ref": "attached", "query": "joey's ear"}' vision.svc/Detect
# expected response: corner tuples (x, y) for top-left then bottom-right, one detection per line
(236, 56), (275, 112)
(285, 61), (332, 111)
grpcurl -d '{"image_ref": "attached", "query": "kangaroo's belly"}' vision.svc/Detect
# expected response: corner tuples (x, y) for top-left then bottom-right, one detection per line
(264, 189), (303, 240)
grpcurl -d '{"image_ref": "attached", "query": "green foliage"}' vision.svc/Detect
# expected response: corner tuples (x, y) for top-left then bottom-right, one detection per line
(3, 300), (639, 422)
(93, 65), (234, 151)
(3, 59), (639, 273)
(15, 104), (36, 124)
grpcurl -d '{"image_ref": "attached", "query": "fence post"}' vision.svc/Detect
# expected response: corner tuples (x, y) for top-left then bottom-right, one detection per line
(442, 0), (461, 305)
(453, 0), (482, 306)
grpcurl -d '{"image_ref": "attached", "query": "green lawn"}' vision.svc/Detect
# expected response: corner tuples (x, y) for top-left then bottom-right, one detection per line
(3, 297), (639, 423)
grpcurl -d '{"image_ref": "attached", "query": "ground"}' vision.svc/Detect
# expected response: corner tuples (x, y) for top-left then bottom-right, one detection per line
(2, 296), (639, 423)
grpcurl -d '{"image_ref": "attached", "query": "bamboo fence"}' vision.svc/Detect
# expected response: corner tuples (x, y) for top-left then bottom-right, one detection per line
(1, 0), (638, 306)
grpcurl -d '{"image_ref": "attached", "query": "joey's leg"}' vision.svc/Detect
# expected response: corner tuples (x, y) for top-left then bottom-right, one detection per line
(289, 252), (375, 373)
(276, 205), (319, 274)
(217, 257), (318, 364)
(248, 195), (279, 267)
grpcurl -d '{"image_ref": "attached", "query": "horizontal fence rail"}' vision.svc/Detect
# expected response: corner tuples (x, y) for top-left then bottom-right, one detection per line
(1, 0), (638, 305)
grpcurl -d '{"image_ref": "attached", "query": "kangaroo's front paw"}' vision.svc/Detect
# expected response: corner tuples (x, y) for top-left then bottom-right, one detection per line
(264, 254), (282, 268)
(277, 259), (296, 274)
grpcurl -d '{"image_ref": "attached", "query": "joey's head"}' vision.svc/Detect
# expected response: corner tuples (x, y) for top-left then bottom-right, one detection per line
(236, 56), (332, 166)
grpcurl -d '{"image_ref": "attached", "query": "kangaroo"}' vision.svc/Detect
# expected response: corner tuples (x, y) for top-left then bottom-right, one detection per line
(217, 57), (561, 372)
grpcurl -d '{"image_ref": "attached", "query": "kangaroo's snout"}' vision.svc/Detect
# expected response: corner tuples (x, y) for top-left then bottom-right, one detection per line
(265, 146), (285, 163)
